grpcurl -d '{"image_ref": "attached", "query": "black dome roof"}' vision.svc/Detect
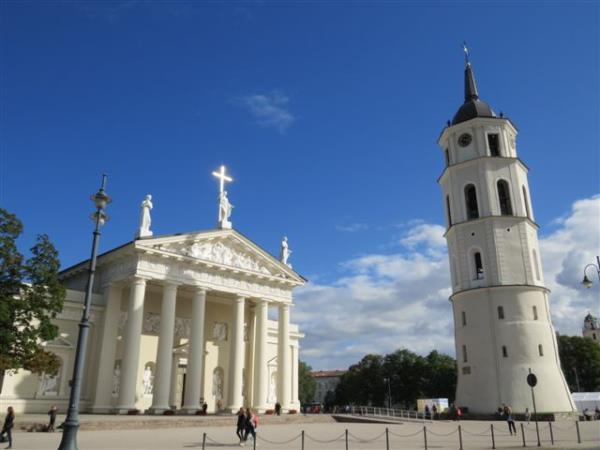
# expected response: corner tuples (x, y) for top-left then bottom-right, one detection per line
(452, 63), (496, 125)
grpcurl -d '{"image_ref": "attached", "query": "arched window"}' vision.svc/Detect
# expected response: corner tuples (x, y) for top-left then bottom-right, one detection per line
(487, 133), (501, 156)
(522, 186), (531, 219)
(532, 249), (541, 281)
(497, 306), (505, 320)
(446, 195), (452, 227)
(497, 180), (513, 215)
(464, 184), (479, 220)
(474, 252), (484, 279)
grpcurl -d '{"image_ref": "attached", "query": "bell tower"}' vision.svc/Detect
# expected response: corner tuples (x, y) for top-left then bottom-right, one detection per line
(437, 56), (575, 414)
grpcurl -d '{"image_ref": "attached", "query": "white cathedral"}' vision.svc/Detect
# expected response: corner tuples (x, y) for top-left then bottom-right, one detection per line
(439, 57), (576, 414)
(1, 167), (305, 414)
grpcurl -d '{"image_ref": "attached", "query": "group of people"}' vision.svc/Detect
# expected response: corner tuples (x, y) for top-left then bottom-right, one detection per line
(0, 405), (58, 449)
(235, 407), (259, 447)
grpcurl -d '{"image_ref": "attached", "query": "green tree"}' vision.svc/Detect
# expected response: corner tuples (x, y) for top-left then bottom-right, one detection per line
(0, 208), (65, 394)
(558, 334), (600, 392)
(298, 360), (316, 404)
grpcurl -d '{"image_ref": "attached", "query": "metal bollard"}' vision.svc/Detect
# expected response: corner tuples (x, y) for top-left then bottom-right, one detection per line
(491, 424), (496, 449)
(549, 422), (554, 445)
(345, 428), (349, 450)
(575, 420), (581, 444)
(202, 432), (206, 450)
(521, 423), (526, 447)
(423, 425), (428, 450)
(458, 425), (463, 450)
(253, 432), (257, 450)
(386, 427), (390, 450)
(301, 430), (305, 450)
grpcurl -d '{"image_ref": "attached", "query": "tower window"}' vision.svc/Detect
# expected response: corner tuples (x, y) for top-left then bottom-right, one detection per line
(497, 306), (505, 320)
(462, 345), (468, 363)
(464, 184), (479, 220)
(502, 346), (508, 358)
(461, 311), (467, 326)
(522, 186), (531, 219)
(533, 305), (538, 320)
(474, 252), (484, 279)
(445, 149), (450, 166)
(446, 195), (452, 227)
(497, 180), (513, 215)
(538, 344), (544, 356)
(488, 133), (501, 156)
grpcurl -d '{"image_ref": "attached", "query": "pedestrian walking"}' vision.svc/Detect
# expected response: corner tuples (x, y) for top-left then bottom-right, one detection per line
(243, 409), (258, 444)
(47, 405), (58, 432)
(503, 404), (517, 435)
(524, 407), (531, 424)
(235, 407), (246, 446)
(432, 404), (438, 420)
(0, 406), (15, 449)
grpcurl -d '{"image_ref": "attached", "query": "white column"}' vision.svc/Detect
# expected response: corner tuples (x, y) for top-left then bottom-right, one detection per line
(182, 287), (207, 413)
(169, 354), (179, 409)
(91, 283), (122, 412)
(277, 303), (291, 410)
(149, 282), (178, 413)
(292, 345), (300, 407)
(253, 299), (269, 411)
(116, 277), (147, 413)
(227, 296), (245, 412)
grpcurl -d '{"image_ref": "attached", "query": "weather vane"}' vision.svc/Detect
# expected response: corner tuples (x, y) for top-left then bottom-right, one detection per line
(462, 41), (470, 64)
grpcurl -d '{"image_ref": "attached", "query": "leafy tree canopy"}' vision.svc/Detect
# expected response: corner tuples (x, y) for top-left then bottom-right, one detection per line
(558, 334), (600, 392)
(335, 348), (456, 408)
(298, 360), (317, 404)
(0, 208), (65, 393)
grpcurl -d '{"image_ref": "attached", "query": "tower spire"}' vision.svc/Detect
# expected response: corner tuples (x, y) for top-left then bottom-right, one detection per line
(463, 43), (479, 102)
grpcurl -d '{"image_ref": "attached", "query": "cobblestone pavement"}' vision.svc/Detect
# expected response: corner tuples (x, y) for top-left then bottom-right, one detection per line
(7, 418), (600, 449)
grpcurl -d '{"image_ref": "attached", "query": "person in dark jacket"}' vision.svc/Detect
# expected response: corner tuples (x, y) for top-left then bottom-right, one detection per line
(243, 409), (257, 444)
(236, 407), (246, 445)
(47, 405), (58, 432)
(1, 406), (14, 449)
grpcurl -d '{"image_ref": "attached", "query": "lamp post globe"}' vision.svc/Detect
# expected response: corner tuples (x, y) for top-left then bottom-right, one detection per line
(581, 256), (600, 289)
(58, 175), (110, 450)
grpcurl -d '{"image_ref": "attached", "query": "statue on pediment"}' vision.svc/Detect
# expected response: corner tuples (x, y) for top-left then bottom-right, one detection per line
(218, 191), (233, 229)
(280, 236), (292, 267)
(137, 194), (153, 238)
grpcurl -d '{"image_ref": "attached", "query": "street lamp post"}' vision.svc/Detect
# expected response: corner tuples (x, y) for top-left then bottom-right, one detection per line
(58, 175), (111, 450)
(581, 256), (600, 288)
(383, 377), (392, 410)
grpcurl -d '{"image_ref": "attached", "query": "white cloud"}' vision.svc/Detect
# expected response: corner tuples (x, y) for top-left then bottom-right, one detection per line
(335, 223), (370, 232)
(235, 91), (295, 133)
(296, 195), (600, 370)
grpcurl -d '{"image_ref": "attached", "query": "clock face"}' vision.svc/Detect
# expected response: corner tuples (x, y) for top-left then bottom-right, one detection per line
(458, 133), (472, 147)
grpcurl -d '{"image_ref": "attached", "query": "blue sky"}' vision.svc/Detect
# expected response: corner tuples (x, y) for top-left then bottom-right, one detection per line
(2, 2), (598, 368)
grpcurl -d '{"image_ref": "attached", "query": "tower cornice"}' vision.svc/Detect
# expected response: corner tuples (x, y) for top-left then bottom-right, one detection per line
(438, 116), (518, 145)
(449, 283), (550, 302)
(443, 214), (539, 238)
(437, 156), (530, 184)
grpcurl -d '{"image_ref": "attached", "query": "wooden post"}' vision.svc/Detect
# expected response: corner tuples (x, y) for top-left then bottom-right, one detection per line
(202, 433), (206, 450)
(386, 427), (390, 450)
(458, 425), (463, 450)
(345, 428), (349, 450)
(575, 421), (581, 444)
(521, 423), (526, 447)
(549, 422), (554, 445)
(491, 424), (496, 449)
(423, 425), (428, 450)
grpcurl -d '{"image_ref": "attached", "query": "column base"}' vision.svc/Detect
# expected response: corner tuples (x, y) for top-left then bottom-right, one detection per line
(89, 405), (114, 414)
(115, 407), (139, 415)
(179, 407), (200, 415)
(146, 407), (171, 415)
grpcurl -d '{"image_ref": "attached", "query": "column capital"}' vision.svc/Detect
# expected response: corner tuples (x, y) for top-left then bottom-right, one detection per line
(191, 285), (208, 295)
(131, 276), (150, 286)
(234, 295), (246, 303)
(162, 280), (181, 289)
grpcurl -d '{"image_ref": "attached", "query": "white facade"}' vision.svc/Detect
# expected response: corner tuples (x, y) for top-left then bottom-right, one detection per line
(438, 62), (575, 414)
(1, 229), (305, 414)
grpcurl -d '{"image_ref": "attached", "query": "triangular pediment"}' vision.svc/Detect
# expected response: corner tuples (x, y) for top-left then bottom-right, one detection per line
(135, 229), (303, 284)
